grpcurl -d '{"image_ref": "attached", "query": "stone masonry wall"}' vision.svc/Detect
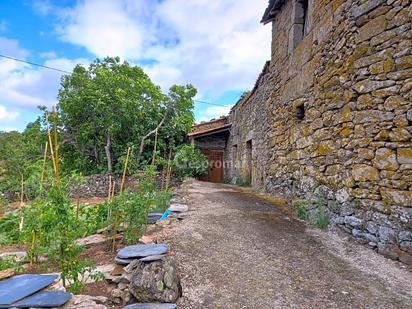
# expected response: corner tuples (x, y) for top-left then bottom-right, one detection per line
(227, 0), (412, 264)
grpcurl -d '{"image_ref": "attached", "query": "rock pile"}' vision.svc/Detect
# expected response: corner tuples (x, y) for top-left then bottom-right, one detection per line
(108, 243), (181, 307)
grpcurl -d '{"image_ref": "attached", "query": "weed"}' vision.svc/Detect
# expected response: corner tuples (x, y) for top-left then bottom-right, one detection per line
(0, 255), (23, 272)
(293, 198), (329, 229)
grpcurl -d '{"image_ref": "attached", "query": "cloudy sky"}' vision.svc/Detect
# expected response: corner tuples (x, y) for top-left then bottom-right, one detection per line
(0, 0), (271, 131)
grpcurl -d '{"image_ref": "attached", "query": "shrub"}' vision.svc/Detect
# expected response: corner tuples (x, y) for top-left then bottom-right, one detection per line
(172, 145), (208, 179)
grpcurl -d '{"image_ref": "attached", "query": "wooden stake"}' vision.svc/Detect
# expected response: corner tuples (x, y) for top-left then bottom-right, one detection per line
(39, 141), (48, 191)
(151, 128), (158, 166)
(45, 113), (57, 177)
(111, 181), (116, 199)
(107, 176), (112, 203)
(120, 147), (131, 192)
(20, 174), (24, 207)
(52, 106), (59, 182)
(19, 174), (24, 232)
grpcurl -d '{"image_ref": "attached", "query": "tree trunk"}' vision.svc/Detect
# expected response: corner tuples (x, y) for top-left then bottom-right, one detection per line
(136, 112), (168, 166)
(104, 134), (112, 173)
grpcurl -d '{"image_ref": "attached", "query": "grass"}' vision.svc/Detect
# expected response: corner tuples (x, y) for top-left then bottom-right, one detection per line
(293, 199), (329, 229)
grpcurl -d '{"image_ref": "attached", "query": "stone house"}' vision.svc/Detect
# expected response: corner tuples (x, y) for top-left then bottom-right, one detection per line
(190, 0), (412, 264)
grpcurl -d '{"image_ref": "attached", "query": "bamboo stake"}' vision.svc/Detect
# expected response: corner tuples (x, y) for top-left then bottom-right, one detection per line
(107, 176), (112, 222)
(20, 174), (24, 207)
(39, 141), (48, 191)
(111, 181), (116, 199)
(107, 176), (112, 203)
(19, 174), (24, 232)
(52, 106), (59, 182)
(151, 128), (158, 166)
(120, 147), (131, 192)
(45, 112), (57, 176)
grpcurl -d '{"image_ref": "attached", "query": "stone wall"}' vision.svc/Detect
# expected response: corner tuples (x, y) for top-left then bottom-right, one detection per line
(226, 0), (412, 264)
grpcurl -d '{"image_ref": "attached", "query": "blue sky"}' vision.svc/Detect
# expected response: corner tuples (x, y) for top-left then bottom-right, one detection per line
(0, 0), (271, 131)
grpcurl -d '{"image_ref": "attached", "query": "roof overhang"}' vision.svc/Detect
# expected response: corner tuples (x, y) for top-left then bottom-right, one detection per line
(188, 124), (232, 139)
(261, 0), (285, 24)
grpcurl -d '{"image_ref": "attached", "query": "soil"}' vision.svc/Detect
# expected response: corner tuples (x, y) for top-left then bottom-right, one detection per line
(160, 180), (412, 309)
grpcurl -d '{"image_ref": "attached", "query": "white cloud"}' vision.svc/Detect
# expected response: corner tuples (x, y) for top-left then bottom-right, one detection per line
(0, 105), (19, 121)
(56, 0), (150, 59)
(0, 37), (88, 110)
(54, 0), (271, 98)
(198, 105), (231, 122)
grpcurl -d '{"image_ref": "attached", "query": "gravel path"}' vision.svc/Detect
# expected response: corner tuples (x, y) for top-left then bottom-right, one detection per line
(164, 180), (412, 309)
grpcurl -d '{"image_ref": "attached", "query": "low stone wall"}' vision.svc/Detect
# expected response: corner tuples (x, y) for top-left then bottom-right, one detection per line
(68, 173), (181, 199)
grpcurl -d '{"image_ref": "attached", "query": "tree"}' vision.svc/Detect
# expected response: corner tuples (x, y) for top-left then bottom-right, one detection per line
(57, 57), (196, 174)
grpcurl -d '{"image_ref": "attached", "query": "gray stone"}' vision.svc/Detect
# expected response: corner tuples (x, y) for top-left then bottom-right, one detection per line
(344, 216), (363, 227)
(364, 232), (379, 243)
(400, 241), (412, 254)
(377, 243), (400, 260)
(378, 226), (397, 244)
(76, 234), (106, 246)
(129, 257), (181, 303)
(169, 204), (188, 213)
(123, 304), (176, 309)
(407, 109), (412, 123)
(399, 231), (412, 242)
(117, 244), (169, 259)
(351, 0), (385, 18)
(115, 257), (135, 265)
(140, 255), (166, 262)
(365, 221), (379, 235)
(353, 80), (395, 94)
(352, 229), (364, 238)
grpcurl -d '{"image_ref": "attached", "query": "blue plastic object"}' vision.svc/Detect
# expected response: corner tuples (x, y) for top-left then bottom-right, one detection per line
(0, 274), (58, 307)
(160, 208), (171, 220)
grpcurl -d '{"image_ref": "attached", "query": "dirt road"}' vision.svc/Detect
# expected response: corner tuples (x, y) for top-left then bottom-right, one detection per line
(163, 180), (412, 309)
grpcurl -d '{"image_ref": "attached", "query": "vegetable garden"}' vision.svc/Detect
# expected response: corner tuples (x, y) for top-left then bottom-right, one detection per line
(0, 57), (208, 294)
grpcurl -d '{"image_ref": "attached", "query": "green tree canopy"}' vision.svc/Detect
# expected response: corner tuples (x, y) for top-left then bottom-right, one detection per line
(58, 57), (196, 174)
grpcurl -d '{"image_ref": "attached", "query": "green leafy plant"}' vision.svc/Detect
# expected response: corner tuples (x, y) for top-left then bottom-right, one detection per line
(172, 144), (208, 179)
(293, 200), (309, 220)
(0, 255), (23, 272)
(292, 199), (329, 229)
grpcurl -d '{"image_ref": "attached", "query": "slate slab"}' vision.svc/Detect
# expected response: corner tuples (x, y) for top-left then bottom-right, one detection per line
(147, 213), (163, 224)
(115, 256), (135, 265)
(139, 254), (166, 262)
(117, 244), (168, 259)
(169, 204), (188, 213)
(0, 274), (58, 307)
(12, 291), (71, 308)
(123, 304), (176, 309)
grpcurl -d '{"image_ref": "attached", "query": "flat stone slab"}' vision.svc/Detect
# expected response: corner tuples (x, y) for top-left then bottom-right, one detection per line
(169, 204), (188, 213)
(75, 233), (106, 246)
(139, 254), (166, 262)
(0, 251), (27, 263)
(123, 304), (176, 309)
(147, 213), (163, 224)
(115, 256), (135, 265)
(117, 244), (168, 259)
(0, 274), (58, 306)
(12, 291), (71, 308)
